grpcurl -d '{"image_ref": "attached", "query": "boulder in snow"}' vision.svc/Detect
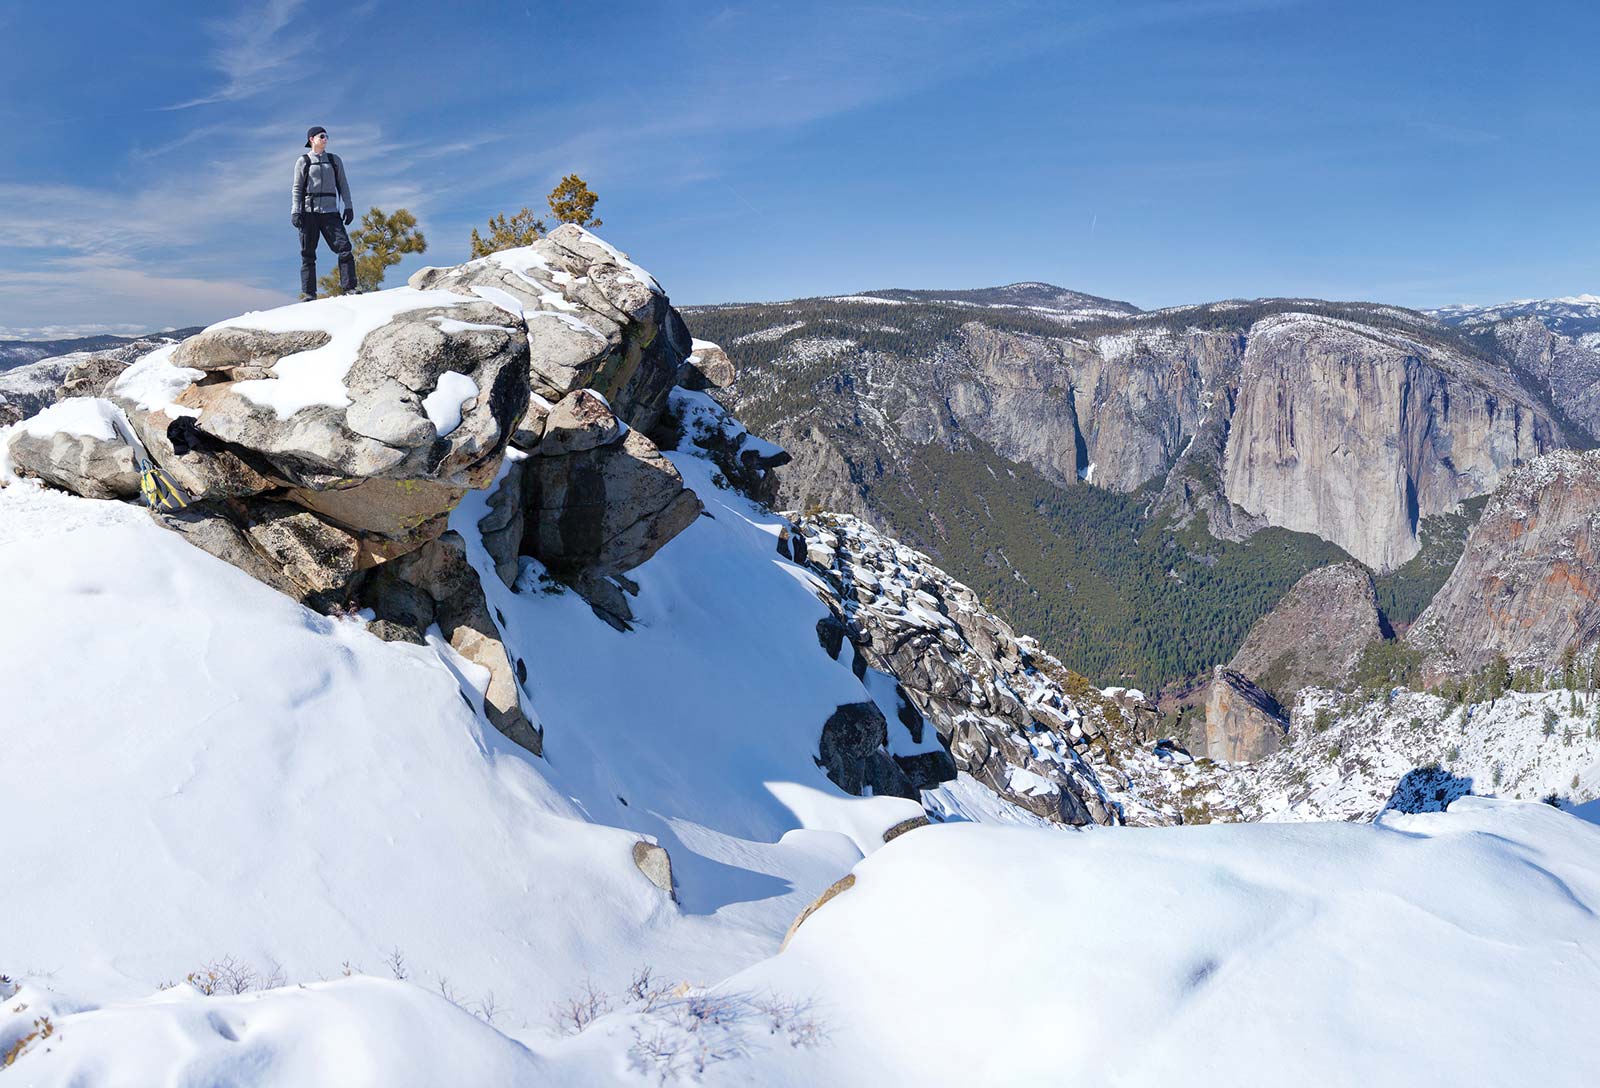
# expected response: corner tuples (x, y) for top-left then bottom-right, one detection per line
(4, 398), (139, 500)
(631, 840), (676, 900)
(679, 338), (736, 391)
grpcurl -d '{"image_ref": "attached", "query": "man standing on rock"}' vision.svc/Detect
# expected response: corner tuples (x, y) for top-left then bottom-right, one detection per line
(291, 126), (357, 300)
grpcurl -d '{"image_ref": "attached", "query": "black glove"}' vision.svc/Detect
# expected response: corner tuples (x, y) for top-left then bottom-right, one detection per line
(291, 212), (303, 230)
(342, 207), (354, 226)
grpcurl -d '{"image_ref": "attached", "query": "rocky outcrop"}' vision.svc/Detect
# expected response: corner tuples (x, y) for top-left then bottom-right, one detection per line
(664, 388), (790, 508)
(1222, 314), (1559, 570)
(519, 427), (702, 577)
(85, 292), (530, 604)
(408, 224), (692, 434)
(795, 513), (1115, 825)
(1203, 668), (1288, 763)
(1228, 562), (1385, 703)
(680, 339), (736, 391)
(1408, 449), (1600, 674)
(5, 234), (711, 640)
(3, 233), (718, 766)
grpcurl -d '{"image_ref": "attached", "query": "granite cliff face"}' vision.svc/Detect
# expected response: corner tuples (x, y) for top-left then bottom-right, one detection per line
(1227, 562), (1385, 704)
(1221, 313), (1559, 570)
(1488, 316), (1600, 443)
(705, 296), (1561, 575)
(1202, 667), (1289, 763)
(1409, 448), (1600, 674)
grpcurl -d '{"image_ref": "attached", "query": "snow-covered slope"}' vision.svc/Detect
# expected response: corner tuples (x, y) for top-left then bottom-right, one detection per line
(0, 438), (921, 1079)
(12, 790), (1598, 1085)
(7, 467), (1600, 1082)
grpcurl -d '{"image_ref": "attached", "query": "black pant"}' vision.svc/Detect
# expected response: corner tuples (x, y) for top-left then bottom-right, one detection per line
(299, 212), (356, 296)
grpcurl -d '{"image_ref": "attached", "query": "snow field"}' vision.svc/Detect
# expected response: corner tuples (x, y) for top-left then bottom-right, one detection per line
(722, 797), (1600, 1086)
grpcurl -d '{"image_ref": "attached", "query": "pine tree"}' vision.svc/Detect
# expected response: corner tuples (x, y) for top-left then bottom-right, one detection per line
(547, 174), (602, 227)
(470, 207), (546, 258)
(321, 208), (426, 296)
(1484, 653), (1510, 703)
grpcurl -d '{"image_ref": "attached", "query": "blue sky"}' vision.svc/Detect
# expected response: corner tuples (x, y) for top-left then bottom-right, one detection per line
(1, 0), (1595, 336)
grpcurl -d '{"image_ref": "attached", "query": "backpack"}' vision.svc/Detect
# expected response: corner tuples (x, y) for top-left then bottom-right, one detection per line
(297, 153), (346, 212)
(137, 455), (192, 512)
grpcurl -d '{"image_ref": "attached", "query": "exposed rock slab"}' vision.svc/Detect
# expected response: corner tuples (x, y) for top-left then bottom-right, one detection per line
(1203, 668), (1288, 763)
(1409, 449), (1600, 674)
(520, 427), (702, 577)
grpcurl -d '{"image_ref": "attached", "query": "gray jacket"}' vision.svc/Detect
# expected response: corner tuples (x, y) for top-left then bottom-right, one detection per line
(291, 152), (352, 215)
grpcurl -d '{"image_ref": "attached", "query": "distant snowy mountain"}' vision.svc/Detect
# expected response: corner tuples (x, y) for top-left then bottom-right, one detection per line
(0, 327), (202, 372)
(1429, 294), (1600, 344)
(842, 281), (1141, 320)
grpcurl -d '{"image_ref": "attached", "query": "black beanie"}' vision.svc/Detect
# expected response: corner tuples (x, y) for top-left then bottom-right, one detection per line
(305, 125), (327, 148)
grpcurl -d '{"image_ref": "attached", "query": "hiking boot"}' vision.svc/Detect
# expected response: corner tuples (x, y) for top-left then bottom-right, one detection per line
(298, 292), (316, 302)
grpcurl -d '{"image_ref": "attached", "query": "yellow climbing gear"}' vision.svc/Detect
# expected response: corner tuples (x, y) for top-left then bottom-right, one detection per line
(137, 457), (191, 512)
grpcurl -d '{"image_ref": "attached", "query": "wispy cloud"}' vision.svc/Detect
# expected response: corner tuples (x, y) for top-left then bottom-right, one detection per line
(0, 255), (288, 335)
(161, 0), (313, 111)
